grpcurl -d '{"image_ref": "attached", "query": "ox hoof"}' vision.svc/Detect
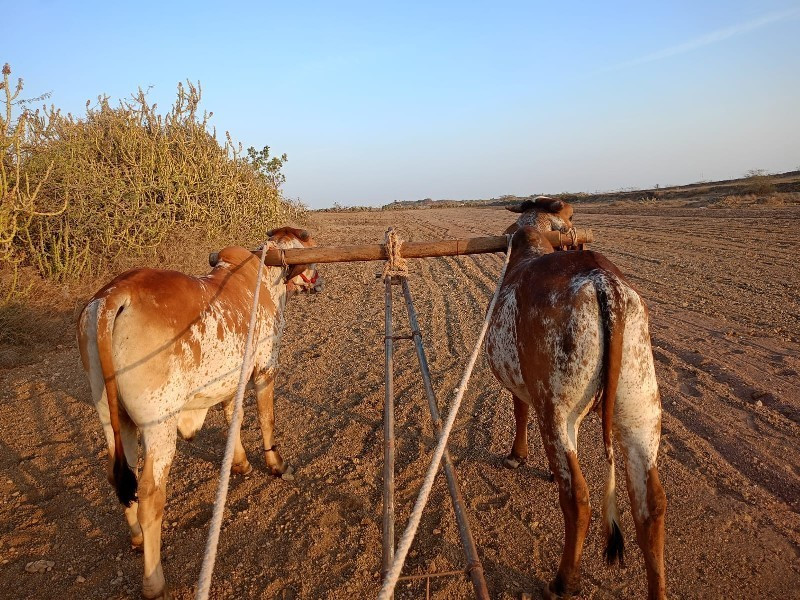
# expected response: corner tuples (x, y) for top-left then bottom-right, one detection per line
(542, 581), (581, 600)
(502, 453), (526, 470)
(130, 538), (144, 553)
(232, 460), (253, 476)
(279, 464), (295, 481)
(143, 585), (171, 600)
(542, 583), (561, 600)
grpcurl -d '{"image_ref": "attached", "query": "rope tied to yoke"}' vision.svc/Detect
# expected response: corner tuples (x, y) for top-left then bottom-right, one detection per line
(566, 226), (578, 247)
(278, 247), (288, 271)
(382, 227), (409, 278)
(377, 234), (514, 600)
(195, 239), (273, 600)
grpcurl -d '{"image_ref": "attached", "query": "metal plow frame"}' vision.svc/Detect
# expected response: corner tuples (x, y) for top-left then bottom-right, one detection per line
(382, 274), (490, 600)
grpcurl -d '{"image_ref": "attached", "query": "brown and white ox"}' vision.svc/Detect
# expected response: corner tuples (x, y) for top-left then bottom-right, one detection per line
(77, 227), (323, 599)
(486, 200), (666, 599)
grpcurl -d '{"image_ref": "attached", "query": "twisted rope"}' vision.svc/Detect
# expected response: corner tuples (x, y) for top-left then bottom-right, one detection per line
(377, 235), (513, 600)
(566, 226), (578, 247)
(382, 228), (409, 278)
(195, 241), (271, 600)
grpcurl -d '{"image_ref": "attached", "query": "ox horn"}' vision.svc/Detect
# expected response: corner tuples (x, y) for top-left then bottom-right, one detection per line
(266, 228), (276, 237)
(209, 252), (220, 267)
(298, 229), (310, 241)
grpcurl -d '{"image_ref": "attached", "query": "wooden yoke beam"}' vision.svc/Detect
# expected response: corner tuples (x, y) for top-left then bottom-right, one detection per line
(261, 229), (593, 266)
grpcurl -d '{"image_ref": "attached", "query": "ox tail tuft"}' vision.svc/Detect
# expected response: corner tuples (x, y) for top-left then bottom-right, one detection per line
(596, 273), (627, 568)
(113, 454), (138, 506)
(603, 449), (625, 567)
(96, 296), (138, 507)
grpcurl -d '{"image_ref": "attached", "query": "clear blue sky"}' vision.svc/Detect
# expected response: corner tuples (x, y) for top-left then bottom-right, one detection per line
(5, 1), (800, 208)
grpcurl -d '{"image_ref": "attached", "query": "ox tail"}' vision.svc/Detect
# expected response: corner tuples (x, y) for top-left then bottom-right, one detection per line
(95, 294), (138, 507)
(596, 274), (627, 567)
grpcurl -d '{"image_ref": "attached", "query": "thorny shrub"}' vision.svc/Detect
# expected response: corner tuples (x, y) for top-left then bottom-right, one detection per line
(743, 169), (776, 196)
(0, 63), (303, 301)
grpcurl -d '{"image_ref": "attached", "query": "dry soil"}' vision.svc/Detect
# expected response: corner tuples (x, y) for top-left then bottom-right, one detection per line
(1, 204), (798, 599)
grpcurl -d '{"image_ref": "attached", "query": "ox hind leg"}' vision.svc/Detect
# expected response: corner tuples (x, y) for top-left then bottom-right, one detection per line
(503, 394), (529, 469)
(118, 411), (143, 550)
(252, 372), (292, 477)
(541, 419), (591, 599)
(95, 396), (144, 550)
(617, 420), (667, 599)
(137, 420), (177, 599)
(221, 398), (252, 475)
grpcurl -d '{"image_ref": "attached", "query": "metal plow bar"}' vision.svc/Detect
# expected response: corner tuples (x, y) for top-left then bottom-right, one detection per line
(382, 274), (490, 600)
(261, 230), (593, 265)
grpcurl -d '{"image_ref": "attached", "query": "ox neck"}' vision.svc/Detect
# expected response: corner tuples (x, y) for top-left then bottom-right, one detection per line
(264, 266), (290, 307)
(506, 249), (550, 277)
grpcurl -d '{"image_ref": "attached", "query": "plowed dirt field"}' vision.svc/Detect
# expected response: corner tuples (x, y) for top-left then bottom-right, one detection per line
(1, 204), (798, 599)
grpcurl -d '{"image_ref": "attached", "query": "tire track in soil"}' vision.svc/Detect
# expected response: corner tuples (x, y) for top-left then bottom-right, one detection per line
(433, 254), (507, 454)
(414, 256), (462, 365)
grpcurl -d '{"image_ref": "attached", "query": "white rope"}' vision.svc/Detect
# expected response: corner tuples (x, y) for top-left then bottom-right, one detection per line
(195, 242), (271, 600)
(377, 235), (513, 600)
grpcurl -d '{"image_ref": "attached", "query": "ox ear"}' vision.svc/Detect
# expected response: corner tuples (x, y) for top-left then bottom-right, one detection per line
(535, 197), (565, 213)
(508, 199), (538, 213)
(285, 263), (308, 282)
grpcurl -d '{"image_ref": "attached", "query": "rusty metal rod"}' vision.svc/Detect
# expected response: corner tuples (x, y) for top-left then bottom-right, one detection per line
(256, 230), (593, 265)
(382, 275), (396, 597)
(397, 569), (468, 582)
(400, 278), (490, 600)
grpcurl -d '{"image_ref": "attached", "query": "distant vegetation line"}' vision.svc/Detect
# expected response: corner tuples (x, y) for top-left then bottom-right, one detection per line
(317, 169), (800, 212)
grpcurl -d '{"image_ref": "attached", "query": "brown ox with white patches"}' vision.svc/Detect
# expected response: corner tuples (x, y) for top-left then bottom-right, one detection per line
(77, 227), (322, 599)
(486, 208), (666, 599)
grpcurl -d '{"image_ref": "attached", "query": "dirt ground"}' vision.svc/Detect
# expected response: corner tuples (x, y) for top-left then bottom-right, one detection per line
(1, 203), (799, 599)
